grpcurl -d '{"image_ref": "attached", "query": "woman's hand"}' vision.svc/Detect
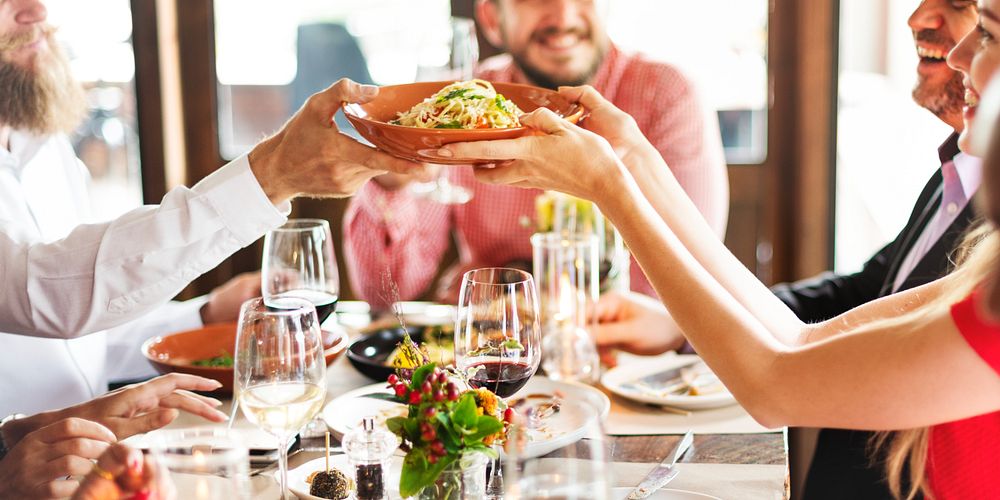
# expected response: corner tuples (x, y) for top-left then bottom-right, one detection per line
(72, 443), (163, 500)
(0, 418), (116, 499)
(438, 108), (628, 203)
(557, 85), (656, 164)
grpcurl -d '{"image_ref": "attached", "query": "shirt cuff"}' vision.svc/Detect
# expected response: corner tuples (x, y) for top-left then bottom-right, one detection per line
(192, 154), (289, 246)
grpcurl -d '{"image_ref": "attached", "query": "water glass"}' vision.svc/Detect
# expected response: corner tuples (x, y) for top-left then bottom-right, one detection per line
(148, 428), (250, 500)
(531, 233), (601, 384)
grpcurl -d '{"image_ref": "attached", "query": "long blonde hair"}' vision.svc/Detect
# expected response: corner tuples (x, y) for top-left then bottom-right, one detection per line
(871, 222), (998, 500)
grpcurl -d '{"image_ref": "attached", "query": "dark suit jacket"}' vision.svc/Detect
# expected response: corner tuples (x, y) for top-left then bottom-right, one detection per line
(771, 134), (981, 499)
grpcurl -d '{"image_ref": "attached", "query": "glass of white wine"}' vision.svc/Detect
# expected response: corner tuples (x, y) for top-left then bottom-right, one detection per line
(235, 297), (327, 499)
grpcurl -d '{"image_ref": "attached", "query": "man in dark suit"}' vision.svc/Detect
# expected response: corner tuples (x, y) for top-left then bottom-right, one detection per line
(592, 1), (981, 498)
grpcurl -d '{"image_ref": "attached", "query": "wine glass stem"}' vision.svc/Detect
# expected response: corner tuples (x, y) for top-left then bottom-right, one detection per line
(277, 435), (290, 500)
(486, 405), (504, 499)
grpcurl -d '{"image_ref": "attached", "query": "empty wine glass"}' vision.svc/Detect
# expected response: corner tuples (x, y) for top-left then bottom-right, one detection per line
(454, 268), (542, 499)
(235, 297), (327, 500)
(505, 398), (612, 500)
(409, 16), (479, 205)
(262, 219), (340, 323)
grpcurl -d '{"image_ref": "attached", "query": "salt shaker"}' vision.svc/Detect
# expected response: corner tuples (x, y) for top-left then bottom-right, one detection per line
(343, 417), (398, 500)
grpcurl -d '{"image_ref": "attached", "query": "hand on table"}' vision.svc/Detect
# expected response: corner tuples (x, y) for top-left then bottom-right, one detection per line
(72, 443), (163, 500)
(2, 374), (227, 450)
(0, 418), (115, 499)
(201, 271), (262, 324)
(594, 291), (686, 366)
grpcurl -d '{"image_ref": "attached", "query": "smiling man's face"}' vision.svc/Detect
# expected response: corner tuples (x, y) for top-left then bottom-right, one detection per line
(478, 0), (610, 89)
(909, 0), (980, 130)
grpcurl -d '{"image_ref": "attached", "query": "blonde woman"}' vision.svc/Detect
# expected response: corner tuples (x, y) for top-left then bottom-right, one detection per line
(432, 2), (1000, 497)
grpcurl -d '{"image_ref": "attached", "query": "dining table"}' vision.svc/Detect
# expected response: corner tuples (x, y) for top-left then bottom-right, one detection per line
(148, 306), (789, 500)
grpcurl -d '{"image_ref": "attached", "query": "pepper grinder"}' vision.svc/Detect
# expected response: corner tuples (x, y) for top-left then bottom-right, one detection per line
(343, 417), (398, 500)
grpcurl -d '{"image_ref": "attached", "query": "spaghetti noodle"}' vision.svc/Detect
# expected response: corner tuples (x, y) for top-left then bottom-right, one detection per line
(390, 80), (524, 129)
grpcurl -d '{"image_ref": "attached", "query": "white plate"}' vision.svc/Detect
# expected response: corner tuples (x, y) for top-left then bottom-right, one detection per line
(611, 486), (721, 499)
(601, 355), (737, 411)
(287, 455), (404, 500)
(322, 377), (610, 458)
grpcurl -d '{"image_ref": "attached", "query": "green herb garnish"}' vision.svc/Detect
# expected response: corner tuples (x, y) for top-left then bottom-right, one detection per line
(191, 351), (234, 367)
(434, 121), (464, 129)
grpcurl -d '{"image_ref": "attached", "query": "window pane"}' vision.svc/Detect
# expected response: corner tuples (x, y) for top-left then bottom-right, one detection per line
(48, 0), (142, 218)
(607, 0), (768, 164)
(834, 0), (952, 272)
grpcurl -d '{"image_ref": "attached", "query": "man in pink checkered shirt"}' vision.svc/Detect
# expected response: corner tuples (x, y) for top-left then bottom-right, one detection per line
(343, 0), (729, 309)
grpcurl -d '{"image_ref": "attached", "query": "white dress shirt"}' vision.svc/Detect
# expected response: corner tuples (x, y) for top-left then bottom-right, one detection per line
(0, 130), (287, 416)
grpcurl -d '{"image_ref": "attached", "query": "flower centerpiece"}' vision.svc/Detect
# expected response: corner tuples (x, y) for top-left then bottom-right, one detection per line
(370, 333), (508, 499)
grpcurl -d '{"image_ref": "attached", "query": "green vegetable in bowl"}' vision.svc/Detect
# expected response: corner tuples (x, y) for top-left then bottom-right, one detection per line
(191, 351), (234, 367)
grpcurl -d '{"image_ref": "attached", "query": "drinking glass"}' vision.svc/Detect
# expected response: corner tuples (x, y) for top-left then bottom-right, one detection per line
(262, 219), (340, 323)
(504, 399), (612, 500)
(409, 16), (479, 205)
(454, 268), (542, 499)
(531, 233), (600, 384)
(149, 428), (250, 500)
(235, 297), (327, 500)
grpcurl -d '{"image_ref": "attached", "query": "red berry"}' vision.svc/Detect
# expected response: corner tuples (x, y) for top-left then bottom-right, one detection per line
(428, 454), (438, 464)
(424, 407), (437, 418)
(421, 430), (436, 442)
(421, 381), (433, 394)
(433, 390), (445, 402)
(388, 374), (399, 385)
(504, 408), (515, 423)
(394, 384), (408, 398)
(409, 391), (422, 405)
(430, 441), (446, 455)
(436, 372), (448, 384)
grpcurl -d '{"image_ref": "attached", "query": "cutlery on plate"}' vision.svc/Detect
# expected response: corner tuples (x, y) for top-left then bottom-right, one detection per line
(619, 360), (702, 393)
(625, 430), (694, 499)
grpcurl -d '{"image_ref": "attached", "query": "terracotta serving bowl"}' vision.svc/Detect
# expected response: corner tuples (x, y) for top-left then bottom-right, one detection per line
(342, 80), (585, 164)
(142, 322), (349, 394)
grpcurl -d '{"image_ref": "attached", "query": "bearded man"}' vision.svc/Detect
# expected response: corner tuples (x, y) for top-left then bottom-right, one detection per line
(343, 0), (729, 308)
(0, 10), (268, 417)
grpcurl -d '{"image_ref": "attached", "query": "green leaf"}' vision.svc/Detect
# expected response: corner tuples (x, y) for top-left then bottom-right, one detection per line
(385, 416), (407, 435)
(463, 415), (504, 445)
(403, 419), (420, 441)
(437, 88), (471, 102)
(362, 392), (401, 403)
(452, 392), (478, 429)
(399, 450), (457, 497)
(411, 363), (437, 388)
(435, 413), (461, 451)
(466, 444), (499, 458)
(434, 121), (464, 129)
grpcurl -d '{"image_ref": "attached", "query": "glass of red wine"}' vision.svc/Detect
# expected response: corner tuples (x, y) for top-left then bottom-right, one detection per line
(262, 218), (340, 322)
(454, 268), (541, 500)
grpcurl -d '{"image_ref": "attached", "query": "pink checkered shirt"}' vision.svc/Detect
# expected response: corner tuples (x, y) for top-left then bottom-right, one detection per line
(344, 44), (729, 309)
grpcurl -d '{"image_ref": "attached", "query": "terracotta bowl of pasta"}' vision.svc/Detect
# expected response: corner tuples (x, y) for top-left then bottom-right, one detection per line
(141, 322), (349, 393)
(342, 79), (585, 164)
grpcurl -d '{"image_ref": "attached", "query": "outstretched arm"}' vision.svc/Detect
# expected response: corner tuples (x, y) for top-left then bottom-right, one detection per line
(441, 103), (1000, 430)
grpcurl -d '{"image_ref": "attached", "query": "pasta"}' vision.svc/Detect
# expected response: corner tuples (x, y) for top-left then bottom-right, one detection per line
(390, 79), (524, 129)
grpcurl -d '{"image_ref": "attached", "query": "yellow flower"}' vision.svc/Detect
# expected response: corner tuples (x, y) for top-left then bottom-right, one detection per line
(473, 388), (499, 417)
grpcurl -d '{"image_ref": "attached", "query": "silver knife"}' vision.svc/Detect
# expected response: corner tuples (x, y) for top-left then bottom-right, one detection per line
(625, 431), (694, 499)
(619, 360), (702, 391)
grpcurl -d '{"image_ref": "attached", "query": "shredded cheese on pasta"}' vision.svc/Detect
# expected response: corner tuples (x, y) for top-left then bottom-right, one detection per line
(390, 79), (524, 129)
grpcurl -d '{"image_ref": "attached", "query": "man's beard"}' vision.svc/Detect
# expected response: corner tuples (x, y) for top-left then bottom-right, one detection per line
(0, 29), (86, 135)
(503, 27), (607, 90)
(912, 71), (965, 122)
